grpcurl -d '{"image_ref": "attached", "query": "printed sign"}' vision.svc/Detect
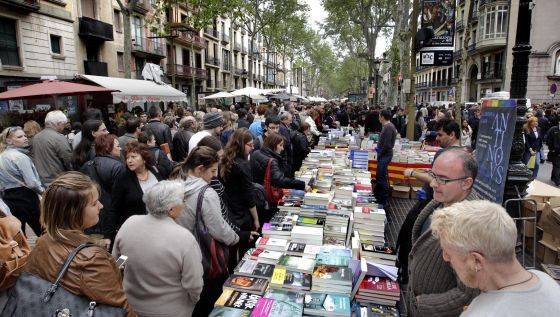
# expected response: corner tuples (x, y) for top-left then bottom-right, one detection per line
(421, 0), (455, 47)
(420, 50), (453, 66)
(473, 99), (517, 204)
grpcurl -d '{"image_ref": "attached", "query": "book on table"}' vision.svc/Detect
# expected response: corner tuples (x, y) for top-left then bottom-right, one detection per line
(263, 288), (305, 304)
(349, 258), (368, 299)
(209, 306), (251, 317)
(250, 297), (304, 317)
(223, 274), (269, 295)
(315, 253), (350, 267)
(284, 242), (321, 258)
(276, 255), (316, 274)
(269, 266), (312, 291)
(214, 289), (262, 311)
(361, 303), (400, 317)
(234, 259), (275, 280)
(255, 237), (288, 252)
(303, 293), (352, 317)
(248, 248), (283, 265)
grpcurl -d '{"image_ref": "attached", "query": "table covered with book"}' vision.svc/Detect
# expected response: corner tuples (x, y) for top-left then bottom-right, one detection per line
(208, 132), (403, 317)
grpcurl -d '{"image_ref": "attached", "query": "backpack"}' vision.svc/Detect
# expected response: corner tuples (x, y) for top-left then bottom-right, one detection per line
(0, 214), (30, 291)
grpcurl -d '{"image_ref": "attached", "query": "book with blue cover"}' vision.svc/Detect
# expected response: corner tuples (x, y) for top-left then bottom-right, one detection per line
(209, 306), (251, 317)
(303, 293), (351, 316)
(316, 253), (350, 267)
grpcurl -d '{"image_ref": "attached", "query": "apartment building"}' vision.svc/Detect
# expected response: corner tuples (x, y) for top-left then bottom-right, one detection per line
(0, 0), (78, 89)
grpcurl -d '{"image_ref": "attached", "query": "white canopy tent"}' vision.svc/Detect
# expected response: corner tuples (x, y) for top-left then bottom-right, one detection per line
(76, 74), (187, 104)
(230, 86), (267, 97)
(203, 91), (235, 99)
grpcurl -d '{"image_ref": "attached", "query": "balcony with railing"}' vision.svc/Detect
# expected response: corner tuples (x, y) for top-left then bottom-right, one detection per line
(468, 43), (476, 53)
(416, 82), (428, 89)
(478, 71), (503, 82)
(215, 80), (224, 90)
(132, 37), (165, 58)
(233, 42), (241, 52)
(234, 68), (244, 76)
(194, 68), (207, 80)
(454, 49), (463, 60)
(173, 30), (207, 49)
(241, 45), (247, 55)
(477, 33), (507, 51)
(205, 55), (220, 67)
(132, 0), (150, 14)
(223, 62), (231, 72)
(456, 20), (464, 31)
(221, 33), (230, 44)
(78, 16), (114, 42)
(204, 28), (219, 40)
(1, 0), (40, 11)
(84, 61), (108, 76)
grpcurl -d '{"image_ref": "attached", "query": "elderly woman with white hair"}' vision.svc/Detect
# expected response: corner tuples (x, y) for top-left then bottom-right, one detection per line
(112, 180), (204, 317)
(431, 200), (560, 316)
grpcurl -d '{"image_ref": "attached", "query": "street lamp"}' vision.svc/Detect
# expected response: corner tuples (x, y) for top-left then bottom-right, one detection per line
(373, 59), (381, 106)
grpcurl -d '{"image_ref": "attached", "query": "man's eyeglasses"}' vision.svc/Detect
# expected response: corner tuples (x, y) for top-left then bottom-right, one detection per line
(428, 171), (469, 185)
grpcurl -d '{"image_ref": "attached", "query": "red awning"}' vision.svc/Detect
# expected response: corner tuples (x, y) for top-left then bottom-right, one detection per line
(0, 80), (117, 100)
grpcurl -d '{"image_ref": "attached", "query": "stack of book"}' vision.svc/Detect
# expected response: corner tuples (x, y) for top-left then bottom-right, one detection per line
(250, 297), (304, 316)
(255, 237), (288, 253)
(269, 266), (312, 292)
(358, 304), (399, 317)
(360, 243), (397, 266)
(234, 259), (275, 280)
(353, 207), (386, 244)
(303, 293), (352, 317)
(334, 185), (354, 201)
(296, 216), (325, 228)
(299, 204), (328, 219)
(223, 274), (269, 296)
(315, 248), (351, 267)
(214, 289), (262, 312)
(304, 192), (333, 206)
(284, 242), (321, 259)
(355, 276), (401, 307)
(311, 265), (353, 295)
(248, 248), (283, 265)
(291, 225), (323, 246)
(276, 255), (316, 274)
(350, 150), (369, 170)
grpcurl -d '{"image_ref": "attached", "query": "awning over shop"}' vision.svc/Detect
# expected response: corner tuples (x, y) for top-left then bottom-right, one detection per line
(76, 74), (187, 104)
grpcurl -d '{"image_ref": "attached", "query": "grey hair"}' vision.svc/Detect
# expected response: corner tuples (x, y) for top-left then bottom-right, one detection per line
(180, 116), (196, 129)
(279, 111), (291, 121)
(44, 110), (67, 128)
(142, 180), (185, 218)
(438, 147), (478, 180)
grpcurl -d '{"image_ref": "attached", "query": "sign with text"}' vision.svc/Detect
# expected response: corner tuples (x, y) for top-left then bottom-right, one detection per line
(421, 0), (455, 47)
(420, 50), (453, 66)
(473, 99), (517, 204)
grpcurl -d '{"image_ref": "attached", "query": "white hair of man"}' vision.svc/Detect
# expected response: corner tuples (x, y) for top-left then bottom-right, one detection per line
(142, 180), (185, 218)
(180, 116), (196, 130)
(279, 111), (291, 122)
(44, 110), (68, 129)
(431, 200), (517, 263)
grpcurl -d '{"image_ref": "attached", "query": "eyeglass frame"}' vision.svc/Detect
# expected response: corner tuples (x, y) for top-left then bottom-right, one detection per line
(427, 170), (470, 185)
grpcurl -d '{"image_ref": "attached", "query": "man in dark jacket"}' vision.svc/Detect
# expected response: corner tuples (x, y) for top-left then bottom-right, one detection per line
(337, 105), (351, 127)
(287, 103), (300, 131)
(279, 112), (294, 177)
(118, 117), (141, 150)
(237, 108), (251, 129)
(468, 107), (481, 149)
(375, 109), (397, 205)
(546, 122), (560, 186)
(253, 116), (280, 151)
(172, 116), (197, 162)
(143, 105), (173, 152)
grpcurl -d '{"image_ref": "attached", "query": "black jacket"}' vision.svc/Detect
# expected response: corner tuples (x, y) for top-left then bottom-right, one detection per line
(238, 118), (251, 129)
(292, 131), (310, 172)
(337, 111), (350, 127)
(144, 119), (173, 150)
(546, 125), (560, 154)
(220, 156), (256, 230)
(80, 155), (125, 238)
(279, 123), (293, 176)
(365, 111), (382, 135)
(148, 147), (174, 179)
(250, 147), (306, 190)
(111, 166), (162, 232)
(524, 128), (543, 152)
(172, 129), (195, 162)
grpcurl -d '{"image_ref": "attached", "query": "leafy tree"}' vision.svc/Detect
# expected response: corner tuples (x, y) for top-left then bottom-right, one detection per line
(323, 0), (395, 100)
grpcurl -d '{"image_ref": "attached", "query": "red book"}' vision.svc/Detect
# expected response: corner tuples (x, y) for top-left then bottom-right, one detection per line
(354, 184), (372, 191)
(358, 276), (400, 296)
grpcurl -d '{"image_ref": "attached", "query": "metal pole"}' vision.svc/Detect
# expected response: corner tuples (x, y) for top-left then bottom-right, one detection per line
(504, 0), (534, 203)
(375, 67), (379, 106)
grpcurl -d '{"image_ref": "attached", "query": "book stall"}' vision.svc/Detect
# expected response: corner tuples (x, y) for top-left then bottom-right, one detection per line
(209, 130), (402, 317)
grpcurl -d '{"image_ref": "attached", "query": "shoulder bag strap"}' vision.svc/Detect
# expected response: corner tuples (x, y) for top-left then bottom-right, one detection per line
(43, 242), (97, 303)
(194, 185), (210, 229)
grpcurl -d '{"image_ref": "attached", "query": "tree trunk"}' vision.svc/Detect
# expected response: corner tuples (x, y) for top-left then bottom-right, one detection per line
(405, 0), (420, 139)
(456, 0), (473, 132)
(399, 0), (411, 107)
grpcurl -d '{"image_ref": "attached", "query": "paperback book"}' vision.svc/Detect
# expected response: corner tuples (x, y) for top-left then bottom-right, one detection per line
(250, 297), (304, 317)
(234, 259), (275, 280)
(214, 289), (262, 311)
(223, 274), (269, 296)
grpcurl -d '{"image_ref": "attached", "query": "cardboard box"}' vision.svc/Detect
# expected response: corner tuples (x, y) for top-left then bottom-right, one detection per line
(392, 185), (411, 199)
(539, 203), (560, 240)
(411, 186), (422, 199)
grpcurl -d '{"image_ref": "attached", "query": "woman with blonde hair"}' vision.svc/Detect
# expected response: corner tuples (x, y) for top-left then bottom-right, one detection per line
(522, 116), (543, 177)
(23, 120), (41, 148)
(220, 111), (237, 145)
(19, 172), (136, 316)
(431, 200), (560, 316)
(0, 126), (43, 236)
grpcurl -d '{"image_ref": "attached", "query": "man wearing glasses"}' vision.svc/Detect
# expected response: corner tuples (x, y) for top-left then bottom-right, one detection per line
(405, 148), (480, 317)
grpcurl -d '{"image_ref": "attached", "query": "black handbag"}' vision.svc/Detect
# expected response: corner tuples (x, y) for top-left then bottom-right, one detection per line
(2, 243), (127, 316)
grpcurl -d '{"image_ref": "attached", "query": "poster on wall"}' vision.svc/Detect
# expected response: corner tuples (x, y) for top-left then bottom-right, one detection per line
(421, 0), (455, 47)
(473, 99), (517, 204)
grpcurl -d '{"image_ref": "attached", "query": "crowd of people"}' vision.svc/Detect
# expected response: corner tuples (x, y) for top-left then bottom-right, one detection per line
(0, 98), (559, 316)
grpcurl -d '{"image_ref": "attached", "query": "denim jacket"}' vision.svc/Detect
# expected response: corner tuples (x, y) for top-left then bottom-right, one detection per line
(0, 146), (44, 194)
